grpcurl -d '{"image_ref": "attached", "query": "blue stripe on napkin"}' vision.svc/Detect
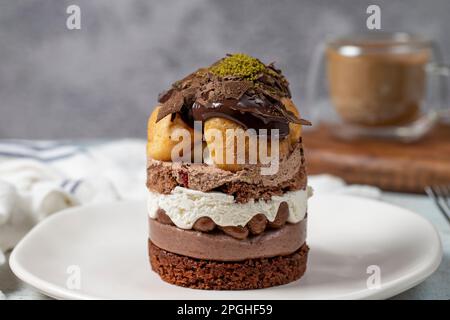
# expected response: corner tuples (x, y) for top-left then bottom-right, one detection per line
(0, 141), (85, 162)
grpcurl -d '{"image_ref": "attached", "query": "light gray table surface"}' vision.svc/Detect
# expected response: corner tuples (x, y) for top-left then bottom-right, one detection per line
(1, 192), (449, 300)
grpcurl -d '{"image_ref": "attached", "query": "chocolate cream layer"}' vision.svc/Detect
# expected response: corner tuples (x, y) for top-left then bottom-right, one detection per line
(149, 218), (307, 261)
(153, 202), (293, 240)
(147, 140), (306, 203)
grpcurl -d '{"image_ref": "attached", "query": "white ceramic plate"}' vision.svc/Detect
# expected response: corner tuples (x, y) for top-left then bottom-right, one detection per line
(10, 195), (442, 300)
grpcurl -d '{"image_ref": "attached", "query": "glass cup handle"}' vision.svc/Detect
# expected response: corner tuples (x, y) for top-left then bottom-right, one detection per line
(426, 62), (450, 121)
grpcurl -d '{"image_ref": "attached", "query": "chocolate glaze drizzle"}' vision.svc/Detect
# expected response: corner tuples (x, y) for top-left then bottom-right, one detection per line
(189, 97), (291, 137)
(156, 54), (311, 137)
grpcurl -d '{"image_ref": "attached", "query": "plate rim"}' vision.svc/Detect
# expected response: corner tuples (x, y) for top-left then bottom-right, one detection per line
(9, 194), (443, 300)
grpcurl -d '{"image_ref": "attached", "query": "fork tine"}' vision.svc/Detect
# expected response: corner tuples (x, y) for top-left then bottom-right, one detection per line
(435, 185), (450, 212)
(435, 185), (450, 211)
(425, 185), (450, 224)
(442, 185), (450, 208)
(427, 186), (450, 223)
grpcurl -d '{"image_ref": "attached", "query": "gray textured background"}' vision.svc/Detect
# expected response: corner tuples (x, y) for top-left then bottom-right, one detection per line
(1, 0), (450, 139)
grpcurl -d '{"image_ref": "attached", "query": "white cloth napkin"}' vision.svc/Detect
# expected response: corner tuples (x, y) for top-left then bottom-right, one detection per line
(0, 140), (147, 255)
(0, 139), (380, 299)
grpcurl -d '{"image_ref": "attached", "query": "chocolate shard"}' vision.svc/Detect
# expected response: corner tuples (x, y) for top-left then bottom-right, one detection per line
(158, 88), (174, 104)
(222, 80), (252, 100)
(201, 79), (225, 102)
(298, 118), (312, 126)
(267, 62), (283, 76)
(182, 87), (197, 100)
(268, 100), (312, 126)
(257, 73), (276, 87)
(156, 90), (184, 122)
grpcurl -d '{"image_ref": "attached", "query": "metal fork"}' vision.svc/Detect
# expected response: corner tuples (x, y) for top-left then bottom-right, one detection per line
(425, 185), (450, 224)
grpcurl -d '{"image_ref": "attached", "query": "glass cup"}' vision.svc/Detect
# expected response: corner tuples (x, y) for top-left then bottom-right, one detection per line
(306, 33), (449, 141)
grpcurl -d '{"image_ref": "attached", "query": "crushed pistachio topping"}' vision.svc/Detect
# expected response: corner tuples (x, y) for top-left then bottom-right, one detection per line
(209, 53), (266, 81)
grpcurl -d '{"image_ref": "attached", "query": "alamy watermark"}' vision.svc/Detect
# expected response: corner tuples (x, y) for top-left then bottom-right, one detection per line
(66, 5), (81, 30)
(66, 265), (81, 290)
(366, 265), (381, 289)
(366, 5), (381, 30)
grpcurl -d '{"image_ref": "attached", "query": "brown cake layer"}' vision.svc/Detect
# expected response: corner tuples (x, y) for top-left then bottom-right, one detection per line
(146, 141), (306, 203)
(149, 218), (306, 261)
(149, 240), (309, 290)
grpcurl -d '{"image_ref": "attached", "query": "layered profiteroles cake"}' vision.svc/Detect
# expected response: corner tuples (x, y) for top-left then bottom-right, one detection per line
(146, 53), (312, 290)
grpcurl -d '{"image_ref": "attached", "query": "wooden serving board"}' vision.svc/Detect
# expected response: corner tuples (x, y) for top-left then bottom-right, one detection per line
(302, 124), (450, 193)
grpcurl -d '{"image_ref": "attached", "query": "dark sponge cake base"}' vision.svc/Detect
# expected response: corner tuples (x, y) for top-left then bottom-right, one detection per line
(149, 240), (309, 290)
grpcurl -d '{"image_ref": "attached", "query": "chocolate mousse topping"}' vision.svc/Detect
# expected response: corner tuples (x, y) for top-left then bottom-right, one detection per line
(156, 54), (311, 137)
(147, 140), (307, 202)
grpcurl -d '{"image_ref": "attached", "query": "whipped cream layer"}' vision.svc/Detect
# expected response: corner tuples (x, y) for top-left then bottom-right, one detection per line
(148, 186), (312, 229)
